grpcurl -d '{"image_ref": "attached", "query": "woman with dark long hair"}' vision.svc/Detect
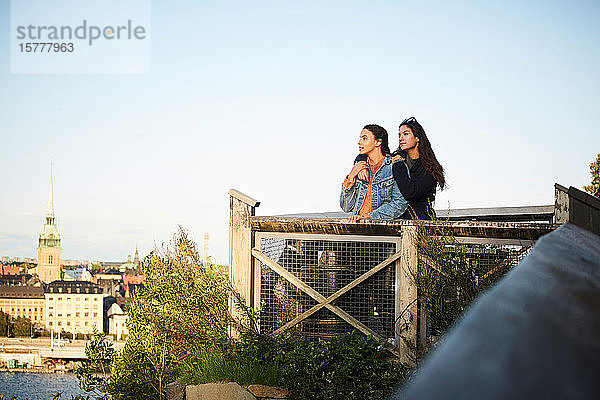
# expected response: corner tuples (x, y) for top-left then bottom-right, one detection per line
(392, 117), (446, 219)
(355, 117), (445, 219)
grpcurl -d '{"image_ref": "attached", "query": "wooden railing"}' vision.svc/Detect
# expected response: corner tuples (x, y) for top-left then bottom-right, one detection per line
(228, 189), (557, 364)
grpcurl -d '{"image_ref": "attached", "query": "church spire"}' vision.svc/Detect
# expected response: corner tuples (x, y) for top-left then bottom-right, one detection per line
(46, 162), (55, 222)
(39, 162), (60, 248)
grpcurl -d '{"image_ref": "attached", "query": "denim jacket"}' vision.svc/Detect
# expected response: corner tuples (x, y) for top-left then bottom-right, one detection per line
(340, 155), (408, 219)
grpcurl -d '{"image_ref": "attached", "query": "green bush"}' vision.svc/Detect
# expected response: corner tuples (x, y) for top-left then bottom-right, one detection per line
(280, 331), (406, 400)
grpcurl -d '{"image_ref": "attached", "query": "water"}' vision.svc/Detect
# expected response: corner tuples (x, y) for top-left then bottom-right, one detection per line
(0, 372), (87, 399)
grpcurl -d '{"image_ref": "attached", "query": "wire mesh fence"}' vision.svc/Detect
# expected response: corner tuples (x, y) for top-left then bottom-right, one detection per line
(418, 239), (534, 336)
(252, 228), (544, 348)
(256, 234), (400, 341)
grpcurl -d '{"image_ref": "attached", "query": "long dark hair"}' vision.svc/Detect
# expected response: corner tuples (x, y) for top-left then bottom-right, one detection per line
(394, 118), (446, 189)
(363, 124), (391, 156)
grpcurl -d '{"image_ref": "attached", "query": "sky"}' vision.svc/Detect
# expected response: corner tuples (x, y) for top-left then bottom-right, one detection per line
(1, 0), (599, 265)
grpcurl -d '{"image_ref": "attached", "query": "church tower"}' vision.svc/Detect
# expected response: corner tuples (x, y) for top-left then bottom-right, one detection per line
(134, 246), (140, 266)
(37, 164), (62, 283)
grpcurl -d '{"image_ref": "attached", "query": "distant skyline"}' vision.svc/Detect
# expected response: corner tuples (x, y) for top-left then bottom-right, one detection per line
(1, 1), (599, 264)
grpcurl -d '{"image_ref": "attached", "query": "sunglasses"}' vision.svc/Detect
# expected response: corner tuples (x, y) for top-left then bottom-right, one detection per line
(400, 117), (417, 126)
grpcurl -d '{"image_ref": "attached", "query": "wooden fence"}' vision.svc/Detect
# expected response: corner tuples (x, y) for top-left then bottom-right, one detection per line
(228, 189), (557, 364)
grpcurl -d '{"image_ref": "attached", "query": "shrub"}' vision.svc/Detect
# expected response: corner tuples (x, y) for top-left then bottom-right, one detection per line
(280, 331), (406, 400)
(77, 227), (255, 400)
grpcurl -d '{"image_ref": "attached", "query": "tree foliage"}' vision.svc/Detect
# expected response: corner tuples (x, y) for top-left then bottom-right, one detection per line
(12, 317), (32, 337)
(583, 153), (600, 196)
(77, 227), (255, 400)
(0, 311), (8, 336)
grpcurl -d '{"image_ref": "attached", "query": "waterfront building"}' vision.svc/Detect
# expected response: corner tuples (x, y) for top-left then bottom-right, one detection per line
(44, 281), (104, 334)
(107, 302), (128, 340)
(35, 166), (62, 283)
(0, 285), (45, 327)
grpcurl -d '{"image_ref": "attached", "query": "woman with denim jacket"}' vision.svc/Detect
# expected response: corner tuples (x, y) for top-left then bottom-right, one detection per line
(355, 117), (446, 219)
(340, 124), (408, 222)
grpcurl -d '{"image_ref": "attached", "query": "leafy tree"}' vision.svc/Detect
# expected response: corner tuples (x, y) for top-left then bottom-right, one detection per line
(13, 316), (32, 336)
(76, 330), (115, 400)
(0, 311), (8, 336)
(77, 227), (254, 400)
(583, 153), (600, 196)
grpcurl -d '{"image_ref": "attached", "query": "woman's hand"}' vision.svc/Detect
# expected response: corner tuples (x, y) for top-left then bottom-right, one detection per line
(357, 167), (368, 181)
(348, 214), (363, 222)
(348, 214), (372, 223)
(349, 161), (368, 180)
(392, 155), (405, 163)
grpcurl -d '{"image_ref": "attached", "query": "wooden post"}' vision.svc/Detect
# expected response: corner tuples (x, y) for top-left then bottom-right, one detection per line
(398, 224), (418, 366)
(229, 189), (260, 310)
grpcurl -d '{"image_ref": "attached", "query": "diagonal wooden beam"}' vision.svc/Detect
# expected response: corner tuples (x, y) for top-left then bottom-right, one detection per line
(273, 250), (402, 335)
(252, 248), (383, 341)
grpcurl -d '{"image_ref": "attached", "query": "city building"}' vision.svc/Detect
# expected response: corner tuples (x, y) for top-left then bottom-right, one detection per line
(1, 265), (21, 275)
(44, 281), (104, 334)
(119, 247), (140, 272)
(0, 285), (45, 327)
(92, 271), (123, 297)
(35, 166), (62, 283)
(107, 302), (128, 340)
(123, 271), (145, 298)
(0, 274), (42, 287)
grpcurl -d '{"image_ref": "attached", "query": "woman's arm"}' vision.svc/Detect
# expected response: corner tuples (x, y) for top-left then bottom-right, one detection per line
(340, 182), (358, 212)
(392, 161), (437, 202)
(340, 161), (367, 212)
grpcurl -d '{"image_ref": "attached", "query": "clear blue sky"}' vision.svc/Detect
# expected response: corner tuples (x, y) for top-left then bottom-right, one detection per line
(1, 0), (599, 264)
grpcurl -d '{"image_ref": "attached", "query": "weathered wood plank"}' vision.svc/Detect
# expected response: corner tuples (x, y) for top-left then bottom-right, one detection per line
(250, 217), (556, 240)
(398, 225), (418, 366)
(229, 193), (259, 309)
(228, 189), (260, 207)
(555, 183), (600, 235)
(436, 205), (554, 222)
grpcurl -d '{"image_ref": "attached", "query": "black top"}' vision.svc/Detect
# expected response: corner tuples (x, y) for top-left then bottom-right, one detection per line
(356, 154), (437, 220)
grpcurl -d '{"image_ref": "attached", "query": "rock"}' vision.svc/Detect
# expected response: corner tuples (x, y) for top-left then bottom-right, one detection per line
(186, 382), (256, 400)
(247, 384), (289, 399)
(166, 379), (186, 400)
